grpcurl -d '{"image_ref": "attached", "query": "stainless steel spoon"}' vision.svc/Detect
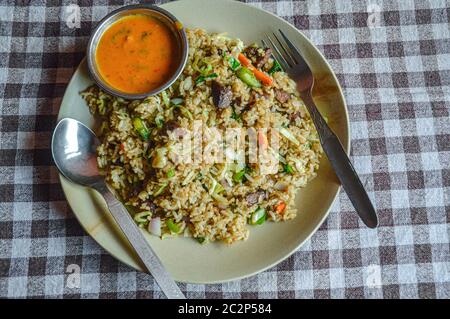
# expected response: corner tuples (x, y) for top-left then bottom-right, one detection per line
(51, 118), (185, 299)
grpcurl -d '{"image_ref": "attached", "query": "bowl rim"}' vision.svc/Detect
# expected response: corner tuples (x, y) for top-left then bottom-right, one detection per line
(86, 4), (189, 100)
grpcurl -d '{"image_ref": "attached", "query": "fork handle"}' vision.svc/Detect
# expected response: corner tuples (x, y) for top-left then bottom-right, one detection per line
(301, 93), (378, 228)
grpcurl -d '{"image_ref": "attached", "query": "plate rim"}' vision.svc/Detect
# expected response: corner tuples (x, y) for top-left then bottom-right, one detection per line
(57, 0), (351, 284)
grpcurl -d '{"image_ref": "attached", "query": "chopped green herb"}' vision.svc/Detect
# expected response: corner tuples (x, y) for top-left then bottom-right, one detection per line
(166, 219), (181, 234)
(233, 169), (246, 183)
(231, 106), (242, 122)
(195, 76), (205, 84)
(233, 165), (252, 183)
(268, 59), (282, 75)
(133, 211), (151, 224)
(154, 182), (168, 196)
(167, 168), (175, 178)
(249, 207), (266, 225)
(195, 73), (218, 85)
(198, 63), (212, 76)
(284, 163), (294, 174)
(228, 56), (241, 70)
(155, 114), (164, 128)
(161, 91), (170, 107)
(194, 58), (213, 76)
(133, 117), (150, 140)
(196, 237), (206, 244)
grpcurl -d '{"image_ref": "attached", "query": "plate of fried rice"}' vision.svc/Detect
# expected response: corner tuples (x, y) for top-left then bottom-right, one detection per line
(57, 0), (349, 283)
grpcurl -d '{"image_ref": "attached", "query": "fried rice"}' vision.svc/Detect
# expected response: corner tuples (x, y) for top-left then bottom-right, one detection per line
(81, 28), (322, 244)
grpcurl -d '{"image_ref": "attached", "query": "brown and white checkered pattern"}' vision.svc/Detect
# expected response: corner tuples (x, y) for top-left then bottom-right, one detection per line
(0, 0), (449, 299)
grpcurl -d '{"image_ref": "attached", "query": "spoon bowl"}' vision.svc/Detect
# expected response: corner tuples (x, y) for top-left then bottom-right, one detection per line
(51, 118), (103, 188)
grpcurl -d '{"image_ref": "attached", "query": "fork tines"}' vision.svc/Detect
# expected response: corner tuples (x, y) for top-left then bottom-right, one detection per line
(262, 29), (309, 72)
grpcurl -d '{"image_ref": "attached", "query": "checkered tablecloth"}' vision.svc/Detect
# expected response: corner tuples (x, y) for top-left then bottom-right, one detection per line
(0, 0), (449, 299)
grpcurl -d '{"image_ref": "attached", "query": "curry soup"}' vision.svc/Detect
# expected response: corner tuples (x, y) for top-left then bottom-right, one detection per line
(96, 14), (179, 94)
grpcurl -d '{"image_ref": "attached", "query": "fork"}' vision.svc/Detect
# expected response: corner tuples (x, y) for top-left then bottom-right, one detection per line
(263, 30), (378, 228)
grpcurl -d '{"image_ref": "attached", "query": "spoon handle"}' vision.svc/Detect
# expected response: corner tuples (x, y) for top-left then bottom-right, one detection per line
(99, 185), (186, 299)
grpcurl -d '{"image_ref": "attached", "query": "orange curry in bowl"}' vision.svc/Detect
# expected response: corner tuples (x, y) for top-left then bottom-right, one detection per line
(95, 14), (179, 94)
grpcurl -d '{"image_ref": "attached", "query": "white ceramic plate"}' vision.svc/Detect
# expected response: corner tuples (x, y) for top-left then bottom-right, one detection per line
(57, 0), (349, 284)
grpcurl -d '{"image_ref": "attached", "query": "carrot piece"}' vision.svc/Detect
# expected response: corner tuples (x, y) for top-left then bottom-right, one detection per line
(238, 53), (273, 85)
(251, 68), (273, 86)
(238, 53), (252, 67)
(275, 202), (286, 214)
(120, 143), (125, 151)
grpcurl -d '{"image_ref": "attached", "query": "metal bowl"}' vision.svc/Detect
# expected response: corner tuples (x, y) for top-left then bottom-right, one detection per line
(86, 4), (188, 100)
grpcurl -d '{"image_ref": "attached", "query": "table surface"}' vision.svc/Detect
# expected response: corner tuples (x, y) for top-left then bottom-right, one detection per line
(0, 0), (449, 299)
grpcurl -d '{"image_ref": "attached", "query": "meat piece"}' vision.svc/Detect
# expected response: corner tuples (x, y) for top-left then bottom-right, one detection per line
(172, 106), (182, 118)
(247, 90), (270, 108)
(150, 209), (165, 219)
(165, 120), (180, 131)
(232, 96), (242, 107)
(159, 120), (180, 136)
(130, 186), (141, 197)
(248, 91), (261, 107)
(290, 111), (301, 123)
(246, 190), (267, 207)
(263, 91), (271, 99)
(211, 81), (232, 108)
(275, 89), (290, 103)
(145, 200), (157, 212)
(129, 180), (145, 197)
(182, 216), (191, 223)
(161, 120), (180, 135)
(244, 46), (258, 59)
(255, 48), (272, 68)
